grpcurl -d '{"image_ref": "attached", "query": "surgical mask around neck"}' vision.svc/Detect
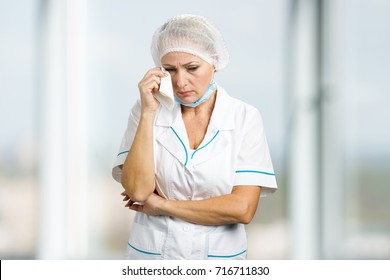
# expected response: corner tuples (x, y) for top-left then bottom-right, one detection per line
(174, 81), (217, 108)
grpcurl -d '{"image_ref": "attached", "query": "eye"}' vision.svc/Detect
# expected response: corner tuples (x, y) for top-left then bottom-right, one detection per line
(187, 66), (199, 72)
(164, 68), (176, 73)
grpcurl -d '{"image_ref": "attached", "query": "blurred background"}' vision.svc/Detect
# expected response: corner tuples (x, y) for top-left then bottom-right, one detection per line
(0, 0), (389, 260)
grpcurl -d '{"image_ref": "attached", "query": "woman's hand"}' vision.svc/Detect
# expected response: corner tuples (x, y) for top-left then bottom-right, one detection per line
(121, 191), (166, 216)
(121, 185), (261, 225)
(138, 67), (167, 114)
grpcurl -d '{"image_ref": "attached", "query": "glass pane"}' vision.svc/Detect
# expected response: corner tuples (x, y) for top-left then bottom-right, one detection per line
(338, 0), (390, 258)
(0, 1), (38, 259)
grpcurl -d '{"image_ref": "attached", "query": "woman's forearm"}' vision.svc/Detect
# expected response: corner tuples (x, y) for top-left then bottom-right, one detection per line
(121, 111), (156, 202)
(158, 186), (261, 226)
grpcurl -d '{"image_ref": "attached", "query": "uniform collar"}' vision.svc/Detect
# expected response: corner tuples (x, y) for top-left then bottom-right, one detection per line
(155, 84), (236, 131)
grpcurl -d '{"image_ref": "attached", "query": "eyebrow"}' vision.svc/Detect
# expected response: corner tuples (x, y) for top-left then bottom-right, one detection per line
(162, 61), (200, 68)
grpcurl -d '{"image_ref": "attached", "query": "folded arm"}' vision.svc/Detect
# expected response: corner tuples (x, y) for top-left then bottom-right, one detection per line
(125, 185), (262, 226)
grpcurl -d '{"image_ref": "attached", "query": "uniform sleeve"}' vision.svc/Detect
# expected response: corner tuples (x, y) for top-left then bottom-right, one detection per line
(112, 100), (141, 183)
(233, 108), (277, 197)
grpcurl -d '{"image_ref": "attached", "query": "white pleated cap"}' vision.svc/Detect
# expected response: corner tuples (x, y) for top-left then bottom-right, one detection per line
(150, 14), (229, 71)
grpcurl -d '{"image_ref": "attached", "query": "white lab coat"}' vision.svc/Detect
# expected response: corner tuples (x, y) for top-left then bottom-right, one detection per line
(112, 85), (277, 259)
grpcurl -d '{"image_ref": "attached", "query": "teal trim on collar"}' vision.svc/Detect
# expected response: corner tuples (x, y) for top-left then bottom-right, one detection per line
(191, 130), (220, 159)
(170, 126), (188, 167)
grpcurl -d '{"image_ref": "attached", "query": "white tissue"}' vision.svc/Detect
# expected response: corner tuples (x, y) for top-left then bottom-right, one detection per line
(155, 68), (174, 111)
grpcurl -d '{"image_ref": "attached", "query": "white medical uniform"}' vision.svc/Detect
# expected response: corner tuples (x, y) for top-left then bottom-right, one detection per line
(112, 85), (277, 260)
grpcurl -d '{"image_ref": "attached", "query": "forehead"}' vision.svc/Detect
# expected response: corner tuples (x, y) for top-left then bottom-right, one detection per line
(161, 52), (204, 65)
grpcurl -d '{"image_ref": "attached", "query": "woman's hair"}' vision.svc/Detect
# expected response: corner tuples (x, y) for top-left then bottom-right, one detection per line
(150, 14), (229, 71)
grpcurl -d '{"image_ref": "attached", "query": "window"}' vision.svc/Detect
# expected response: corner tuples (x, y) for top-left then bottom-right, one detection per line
(0, 1), (38, 259)
(322, 0), (390, 259)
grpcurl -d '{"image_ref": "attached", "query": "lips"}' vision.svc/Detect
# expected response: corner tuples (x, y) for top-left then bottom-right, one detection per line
(177, 90), (193, 97)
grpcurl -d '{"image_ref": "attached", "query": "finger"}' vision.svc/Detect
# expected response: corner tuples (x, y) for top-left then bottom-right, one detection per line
(128, 204), (138, 211)
(140, 75), (163, 89)
(125, 200), (134, 207)
(143, 67), (167, 79)
(139, 70), (167, 88)
(129, 204), (143, 212)
(139, 79), (161, 95)
(121, 191), (130, 201)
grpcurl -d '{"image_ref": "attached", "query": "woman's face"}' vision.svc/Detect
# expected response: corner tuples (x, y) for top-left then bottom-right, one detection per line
(161, 52), (215, 104)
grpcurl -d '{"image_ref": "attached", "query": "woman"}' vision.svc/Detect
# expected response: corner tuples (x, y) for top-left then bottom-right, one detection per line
(112, 14), (277, 259)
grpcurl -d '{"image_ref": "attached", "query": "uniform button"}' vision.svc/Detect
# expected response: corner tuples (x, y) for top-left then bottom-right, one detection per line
(183, 226), (191, 232)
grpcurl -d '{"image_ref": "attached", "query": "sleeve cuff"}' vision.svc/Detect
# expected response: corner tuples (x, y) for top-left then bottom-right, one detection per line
(234, 169), (277, 197)
(112, 150), (129, 183)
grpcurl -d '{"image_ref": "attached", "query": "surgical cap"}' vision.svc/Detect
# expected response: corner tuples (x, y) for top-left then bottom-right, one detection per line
(150, 14), (229, 71)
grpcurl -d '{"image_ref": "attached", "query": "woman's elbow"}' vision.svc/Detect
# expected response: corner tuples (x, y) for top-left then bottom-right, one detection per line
(239, 213), (255, 225)
(130, 192), (150, 203)
(237, 204), (257, 225)
(231, 187), (261, 224)
(121, 178), (152, 202)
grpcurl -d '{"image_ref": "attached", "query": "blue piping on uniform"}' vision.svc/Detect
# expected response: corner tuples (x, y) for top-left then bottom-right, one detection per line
(117, 150), (129, 156)
(235, 170), (275, 176)
(208, 249), (247, 258)
(191, 130), (220, 159)
(170, 126), (188, 167)
(128, 242), (161, 256)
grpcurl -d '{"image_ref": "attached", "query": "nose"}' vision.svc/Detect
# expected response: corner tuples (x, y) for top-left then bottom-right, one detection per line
(174, 70), (188, 89)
